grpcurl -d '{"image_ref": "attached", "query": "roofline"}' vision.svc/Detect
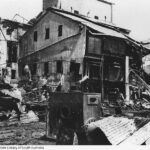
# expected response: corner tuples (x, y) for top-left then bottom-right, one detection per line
(21, 6), (130, 38)
(19, 11), (48, 39)
(48, 7), (130, 34)
(141, 42), (150, 45)
(2, 19), (31, 28)
(21, 7), (131, 43)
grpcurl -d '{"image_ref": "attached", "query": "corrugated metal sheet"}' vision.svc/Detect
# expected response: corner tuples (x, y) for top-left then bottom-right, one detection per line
(120, 121), (150, 145)
(90, 116), (150, 145)
(90, 116), (137, 145)
(54, 11), (127, 39)
(146, 138), (150, 145)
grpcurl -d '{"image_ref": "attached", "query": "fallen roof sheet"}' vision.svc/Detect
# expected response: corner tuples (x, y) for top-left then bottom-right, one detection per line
(120, 121), (150, 145)
(90, 116), (150, 145)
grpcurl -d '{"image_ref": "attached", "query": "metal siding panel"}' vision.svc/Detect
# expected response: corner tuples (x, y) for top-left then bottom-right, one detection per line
(120, 122), (150, 145)
(91, 116), (137, 145)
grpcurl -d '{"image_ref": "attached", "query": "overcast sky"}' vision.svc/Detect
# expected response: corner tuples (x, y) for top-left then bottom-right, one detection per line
(0, 0), (150, 41)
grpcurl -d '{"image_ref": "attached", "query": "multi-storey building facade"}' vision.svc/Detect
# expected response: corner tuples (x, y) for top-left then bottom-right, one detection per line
(0, 19), (30, 83)
(19, 3), (146, 100)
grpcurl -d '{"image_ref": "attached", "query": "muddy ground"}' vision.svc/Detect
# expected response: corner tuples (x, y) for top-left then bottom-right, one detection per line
(0, 122), (56, 145)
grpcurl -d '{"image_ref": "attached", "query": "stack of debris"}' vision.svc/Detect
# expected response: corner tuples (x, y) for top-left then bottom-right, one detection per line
(0, 79), (39, 125)
(102, 69), (150, 117)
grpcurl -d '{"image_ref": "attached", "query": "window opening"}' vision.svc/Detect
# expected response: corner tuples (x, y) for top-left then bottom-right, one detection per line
(45, 28), (50, 39)
(34, 31), (38, 42)
(11, 70), (16, 79)
(58, 25), (63, 37)
(57, 61), (63, 73)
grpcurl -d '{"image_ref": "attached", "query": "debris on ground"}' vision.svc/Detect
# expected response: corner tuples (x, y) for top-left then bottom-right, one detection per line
(0, 122), (55, 145)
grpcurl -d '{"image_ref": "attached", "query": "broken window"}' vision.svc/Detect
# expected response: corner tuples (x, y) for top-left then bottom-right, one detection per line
(82, 62), (101, 93)
(70, 62), (81, 81)
(11, 70), (16, 79)
(70, 62), (80, 75)
(44, 62), (49, 76)
(58, 25), (63, 37)
(22, 65), (25, 75)
(45, 28), (50, 40)
(57, 61), (63, 73)
(7, 41), (17, 63)
(104, 59), (124, 82)
(2, 68), (7, 78)
(89, 64), (100, 80)
(6, 28), (13, 35)
(34, 31), (38, 42)
(104, 38), (126, 55)
(87, 36), (102, 55)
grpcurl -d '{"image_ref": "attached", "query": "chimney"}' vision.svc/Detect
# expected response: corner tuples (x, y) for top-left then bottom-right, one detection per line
(43, 0), (59, 11)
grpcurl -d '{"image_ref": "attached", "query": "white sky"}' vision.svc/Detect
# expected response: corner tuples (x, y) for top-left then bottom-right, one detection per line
(0, 0), (150, 41)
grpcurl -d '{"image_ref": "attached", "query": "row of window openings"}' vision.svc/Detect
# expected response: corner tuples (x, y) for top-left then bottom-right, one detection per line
(34, 25), (63, 42)
(31, 61), (80, 76)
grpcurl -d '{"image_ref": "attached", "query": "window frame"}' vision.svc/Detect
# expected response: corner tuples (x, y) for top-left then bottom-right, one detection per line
(34, 31), (38, 42)
(58, 25), (63, 37)
(45, 28), (50, 40)
(11, 69), (16, 79)
(56, 60), (63, 73)
(87, 36), (102, 56)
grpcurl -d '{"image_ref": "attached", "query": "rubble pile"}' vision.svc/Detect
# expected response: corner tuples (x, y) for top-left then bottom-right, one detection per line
(0, 122), (55, 145)
(124, 71), (150, 113)
(0, 79), (41, 124)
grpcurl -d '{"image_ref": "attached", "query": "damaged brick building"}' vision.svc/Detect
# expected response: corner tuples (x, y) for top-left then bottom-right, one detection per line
(0, 19), (30, 83)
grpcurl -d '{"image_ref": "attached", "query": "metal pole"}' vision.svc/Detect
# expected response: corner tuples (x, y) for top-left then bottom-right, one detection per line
(111, 4), (113, 23)
(125, 56), (130, 101)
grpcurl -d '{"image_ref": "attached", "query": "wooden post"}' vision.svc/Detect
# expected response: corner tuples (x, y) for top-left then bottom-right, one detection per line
(46, 99), (50, 138)
(125, 56), (130, 101)
(101, 56), (104, 102)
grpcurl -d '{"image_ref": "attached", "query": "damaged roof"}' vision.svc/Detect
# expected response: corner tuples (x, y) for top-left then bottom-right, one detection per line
(89, 116), (150, 145)
(53, 10), (127, 39)
(1, 19), (31, 30)
(49, 7), (131, 35)
(22, 7), (148, 54)
(31, 7), (130, 37)
(48, 8), (149, 53)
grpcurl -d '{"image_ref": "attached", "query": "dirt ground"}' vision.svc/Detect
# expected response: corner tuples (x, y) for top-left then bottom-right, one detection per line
(0, 122), (56, 145)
